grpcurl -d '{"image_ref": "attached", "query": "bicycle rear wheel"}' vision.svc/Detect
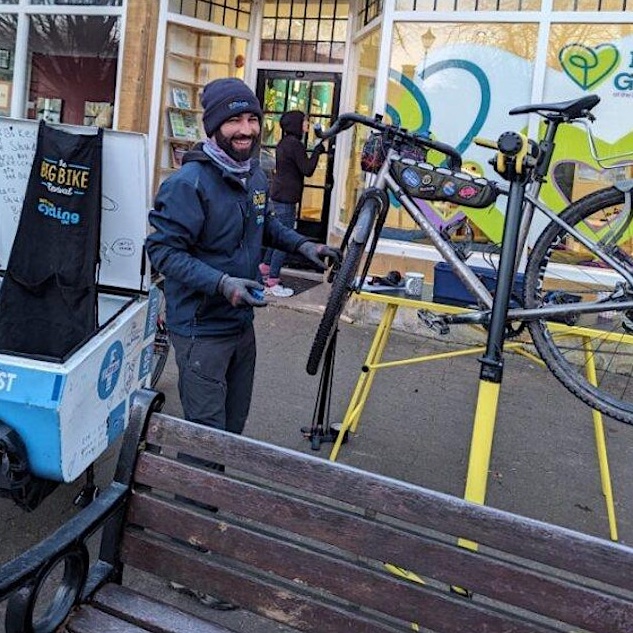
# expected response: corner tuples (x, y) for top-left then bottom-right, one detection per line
(525, 186), (633, 423)
(306, 238), (366, 376)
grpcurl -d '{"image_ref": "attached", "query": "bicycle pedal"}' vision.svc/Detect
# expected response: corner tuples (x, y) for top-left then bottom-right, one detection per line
(417, 309), (450, 335)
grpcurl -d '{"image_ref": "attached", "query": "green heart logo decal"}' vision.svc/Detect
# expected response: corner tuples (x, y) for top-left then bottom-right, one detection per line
(559, 43), (620, 90)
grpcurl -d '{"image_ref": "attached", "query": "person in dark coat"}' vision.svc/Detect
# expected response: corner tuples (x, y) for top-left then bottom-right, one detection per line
(259, 110), (327, 297)
(147, 80), (338, 437)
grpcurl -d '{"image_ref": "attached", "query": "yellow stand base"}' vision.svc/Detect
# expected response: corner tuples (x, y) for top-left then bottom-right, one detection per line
(329, 291), (619, 541)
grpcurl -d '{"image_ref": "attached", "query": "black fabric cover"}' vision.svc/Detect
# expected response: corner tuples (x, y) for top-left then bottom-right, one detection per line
(0, 121), (103, 360)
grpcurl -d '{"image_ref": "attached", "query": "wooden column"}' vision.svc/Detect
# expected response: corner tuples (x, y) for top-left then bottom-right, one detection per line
(117, 0), (160, 133)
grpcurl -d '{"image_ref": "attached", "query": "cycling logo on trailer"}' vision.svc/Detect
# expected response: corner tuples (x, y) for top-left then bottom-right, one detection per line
(98, 341), (124, 400)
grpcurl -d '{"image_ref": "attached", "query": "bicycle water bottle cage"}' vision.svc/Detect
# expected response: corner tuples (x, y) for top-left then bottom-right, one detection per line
(391, 159), (498, 208)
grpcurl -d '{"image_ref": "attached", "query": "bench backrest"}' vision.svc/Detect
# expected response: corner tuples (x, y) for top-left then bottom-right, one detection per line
(122, 413), (633, 633)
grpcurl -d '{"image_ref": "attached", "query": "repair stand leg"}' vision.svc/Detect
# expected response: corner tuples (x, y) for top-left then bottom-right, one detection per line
(303, 330), (339, 451)
(583, 336), (618, 541)
(329, 303), (397, 461)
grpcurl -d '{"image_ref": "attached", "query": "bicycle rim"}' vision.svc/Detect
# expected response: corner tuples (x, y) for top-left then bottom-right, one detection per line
(525, 186), (633, 423)
(306, 239), (365, 375)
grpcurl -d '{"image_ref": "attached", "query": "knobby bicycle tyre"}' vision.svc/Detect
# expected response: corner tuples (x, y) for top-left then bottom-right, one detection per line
(306, 238), (366, 375)
(525, 186), (633, 423)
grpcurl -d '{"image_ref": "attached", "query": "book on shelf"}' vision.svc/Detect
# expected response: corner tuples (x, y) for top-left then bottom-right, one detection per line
(172, 87), (191, 109)
(171, 143), (189, 168)
(182, 111), (201, 141)
(168, 110), (188, 139)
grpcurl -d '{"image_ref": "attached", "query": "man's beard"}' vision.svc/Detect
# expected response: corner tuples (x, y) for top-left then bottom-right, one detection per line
(215, 129), (258, 162)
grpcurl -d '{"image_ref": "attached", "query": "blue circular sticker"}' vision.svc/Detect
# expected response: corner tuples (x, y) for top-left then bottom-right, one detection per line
(442, 181), (457, 196)
(98, 341), (124, 400)
(401, 167), (421, 188)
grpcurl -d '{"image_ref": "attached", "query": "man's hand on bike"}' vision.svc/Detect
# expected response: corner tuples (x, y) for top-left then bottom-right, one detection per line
(218, 275), (267, 307)
(298, 241), (341, 271)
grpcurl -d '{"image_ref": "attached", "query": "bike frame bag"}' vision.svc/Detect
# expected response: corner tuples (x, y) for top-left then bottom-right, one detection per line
(391, 159), (498, 208)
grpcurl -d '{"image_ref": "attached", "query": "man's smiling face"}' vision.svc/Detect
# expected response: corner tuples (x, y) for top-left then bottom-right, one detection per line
(215, 112), (261, 162)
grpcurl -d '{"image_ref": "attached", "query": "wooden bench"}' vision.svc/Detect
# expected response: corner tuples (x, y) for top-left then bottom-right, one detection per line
(2, 388), (633, 633)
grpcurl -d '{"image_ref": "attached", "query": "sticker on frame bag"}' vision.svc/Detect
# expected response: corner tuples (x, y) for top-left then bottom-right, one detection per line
(391, 159), (498, 209)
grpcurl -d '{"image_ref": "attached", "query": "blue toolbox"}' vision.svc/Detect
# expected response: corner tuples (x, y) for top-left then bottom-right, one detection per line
(432, 261), (525, 308)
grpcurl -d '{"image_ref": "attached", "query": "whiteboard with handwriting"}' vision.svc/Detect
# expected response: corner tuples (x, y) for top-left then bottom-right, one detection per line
(0, 119), (150, 291)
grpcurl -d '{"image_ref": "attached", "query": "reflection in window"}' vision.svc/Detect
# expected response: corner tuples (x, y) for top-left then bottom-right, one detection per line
(261, 0), (348, 63)
(553, 0), (629, 7)
(27, 14), (120, 127)
(358, 0), (382, 27)
(396, 0), (541, 9)
(30, 1), (122, 5)
(168, 0), (251, 30)
(0, 14), (15, 116)
(341, 29), (380, 226)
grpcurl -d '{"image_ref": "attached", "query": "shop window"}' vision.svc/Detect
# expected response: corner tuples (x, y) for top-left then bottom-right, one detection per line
(26, 14), (119, 127)
(383, 22), (539, 248)
(553, 0), (629, 8)
(340, 28), (380, 226)
(0, 14), (16, 117)
(261, 0), (348, 63)
(168, 0), (252, 30)
(30, 1), (122, 5)
(543, 22), (633, 205)
(396, 0), (541, 9)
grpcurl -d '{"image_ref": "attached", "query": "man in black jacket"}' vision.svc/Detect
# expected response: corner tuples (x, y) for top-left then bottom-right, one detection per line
(147, 80), (338, 437)
(259, 110), (327, 297)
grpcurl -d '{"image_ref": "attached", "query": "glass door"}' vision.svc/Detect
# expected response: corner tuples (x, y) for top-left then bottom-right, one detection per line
(256, 70), (341, 243)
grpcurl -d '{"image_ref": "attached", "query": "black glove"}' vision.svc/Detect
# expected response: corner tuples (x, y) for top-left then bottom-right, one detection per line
(313, 141), (326, 156)
(218, 275), (267, 308)
(297, 241), (341, 271)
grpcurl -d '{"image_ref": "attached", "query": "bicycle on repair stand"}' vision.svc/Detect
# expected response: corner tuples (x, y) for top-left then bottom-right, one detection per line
(306, 94), (633, 429)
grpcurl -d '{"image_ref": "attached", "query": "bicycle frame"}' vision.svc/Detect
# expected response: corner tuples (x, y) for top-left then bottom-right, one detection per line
(366, 133), (633, 327)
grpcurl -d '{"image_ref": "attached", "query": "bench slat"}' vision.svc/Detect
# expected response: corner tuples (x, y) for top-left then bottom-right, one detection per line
(122, 530), (402, 633)
(126, 493), (565, 633)
(65, 604), (151, 633)
(145, 413), (633, 593)
(88, 584), (236, 632)
(131, 458), (633, 633)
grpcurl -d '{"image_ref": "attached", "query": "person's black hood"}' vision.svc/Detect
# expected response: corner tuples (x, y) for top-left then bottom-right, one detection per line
(280, 110), (305, 138)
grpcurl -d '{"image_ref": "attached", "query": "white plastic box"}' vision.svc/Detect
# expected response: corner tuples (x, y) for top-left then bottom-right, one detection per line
(0, 119), (156, 482)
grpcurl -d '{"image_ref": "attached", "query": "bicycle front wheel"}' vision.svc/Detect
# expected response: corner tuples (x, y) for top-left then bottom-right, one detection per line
(525, 186), (633, 423)
(306, 238), (366, 376)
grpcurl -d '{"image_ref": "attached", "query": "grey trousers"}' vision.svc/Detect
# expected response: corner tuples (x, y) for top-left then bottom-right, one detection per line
(170, 323), (256, 436)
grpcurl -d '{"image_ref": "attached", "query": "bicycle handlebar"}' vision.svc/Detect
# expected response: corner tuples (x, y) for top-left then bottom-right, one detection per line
(315, 112), (463, 171)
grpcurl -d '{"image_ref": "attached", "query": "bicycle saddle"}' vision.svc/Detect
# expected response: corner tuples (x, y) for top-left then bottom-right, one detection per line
(509, 94), (600, 119)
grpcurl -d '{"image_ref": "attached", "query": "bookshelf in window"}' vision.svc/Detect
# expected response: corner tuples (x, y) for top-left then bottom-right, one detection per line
(155, 21), (247, 190)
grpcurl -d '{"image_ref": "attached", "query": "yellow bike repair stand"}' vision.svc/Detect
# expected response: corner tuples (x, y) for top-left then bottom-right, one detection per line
(329, 290), (620, 541)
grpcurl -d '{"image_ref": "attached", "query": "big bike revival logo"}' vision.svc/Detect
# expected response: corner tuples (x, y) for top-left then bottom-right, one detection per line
(559, 43), (633, 95)
(37, 156), (91, 225)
